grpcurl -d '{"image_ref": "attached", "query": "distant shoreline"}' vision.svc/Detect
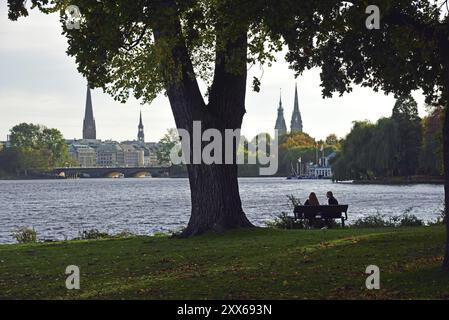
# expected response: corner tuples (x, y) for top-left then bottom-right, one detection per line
(348, 177), (444, 185)
(0, 175), (445, 184)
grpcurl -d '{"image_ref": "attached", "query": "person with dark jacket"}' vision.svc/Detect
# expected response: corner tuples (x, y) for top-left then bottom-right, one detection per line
(327, 191), (339, 205)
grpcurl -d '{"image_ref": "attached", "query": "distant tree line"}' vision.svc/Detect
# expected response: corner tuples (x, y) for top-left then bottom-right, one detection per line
(156, 128), (340, 177)
(277, 132), (339, 176)
(0, 123), (73, 177)
(332, 96), (443, 181)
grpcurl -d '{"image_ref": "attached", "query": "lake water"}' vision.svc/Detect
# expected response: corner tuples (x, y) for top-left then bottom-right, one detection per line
(0, 178), (444, 243)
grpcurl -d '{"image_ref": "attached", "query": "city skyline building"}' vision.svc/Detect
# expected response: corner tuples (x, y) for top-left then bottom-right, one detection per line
(82, 84), (97, 140)
(274, 91), (287, 136)
(138, 111), (145, 143)
(290, 83), (303, 133)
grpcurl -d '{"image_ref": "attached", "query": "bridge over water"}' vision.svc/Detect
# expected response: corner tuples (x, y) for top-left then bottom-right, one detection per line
(53, 166), (171, 178)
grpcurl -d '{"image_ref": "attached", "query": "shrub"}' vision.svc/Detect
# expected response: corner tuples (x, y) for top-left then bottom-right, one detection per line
(153, 231), (171, 238)
(440, 205), (447, 224)
(397, 214), (424, 227)
(428, 206), (446, 226)
(77, 229), (110, 240)
(266, 195), (304, 229)
(350, 213), (424, 228)
(170, 227), (186, 237)
(266, 212), (299, 229)
(12, 227), (38, 243)
(286, 195), (302, 208)
(114, 230), (135, 238)
(351, 213), (394, 228)
(267, 212), (338, 230)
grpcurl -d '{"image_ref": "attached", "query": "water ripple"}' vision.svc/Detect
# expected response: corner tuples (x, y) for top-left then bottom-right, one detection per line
(0, 178), (444, 243)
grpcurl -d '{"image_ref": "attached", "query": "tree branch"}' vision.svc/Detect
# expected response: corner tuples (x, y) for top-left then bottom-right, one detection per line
(208, 27), (248, 129)
(150, 0), (205, 130)
(121, 24), (149, 51)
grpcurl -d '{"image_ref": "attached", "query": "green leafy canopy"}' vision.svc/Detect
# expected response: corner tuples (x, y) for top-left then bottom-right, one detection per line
(8, 1), (449, 105)
(284, 0), (449, 105)
(8, 0), (304, 103)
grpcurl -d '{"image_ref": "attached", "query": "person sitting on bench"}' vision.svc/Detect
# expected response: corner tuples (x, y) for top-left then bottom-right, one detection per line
(304, 192), (320, 206)
(326, 191), (339, 205)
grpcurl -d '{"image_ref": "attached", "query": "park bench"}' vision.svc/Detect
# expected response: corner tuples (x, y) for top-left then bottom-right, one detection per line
(293, 205), (349, 227)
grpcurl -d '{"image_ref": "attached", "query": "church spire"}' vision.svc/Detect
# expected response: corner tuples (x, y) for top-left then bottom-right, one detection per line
(138, 110), (145, 142)
(275, 89), (287, 136)
(290, 83), (303, 133)
(82, 84), (96, 140)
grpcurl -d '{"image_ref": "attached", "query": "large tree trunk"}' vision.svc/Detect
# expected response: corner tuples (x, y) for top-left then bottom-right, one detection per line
(442, 63), (449, 270)
(185, 164), (253, 236)
(441, 37), (449, 271)
(443, 95), (449, 271)
(152, 1), (255, 236)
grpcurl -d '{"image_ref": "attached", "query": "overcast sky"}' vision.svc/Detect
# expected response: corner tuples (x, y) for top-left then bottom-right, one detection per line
(0, 2), (427, 143)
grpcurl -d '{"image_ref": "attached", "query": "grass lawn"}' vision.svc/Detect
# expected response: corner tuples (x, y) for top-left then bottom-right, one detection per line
(0, 226), (448, 299)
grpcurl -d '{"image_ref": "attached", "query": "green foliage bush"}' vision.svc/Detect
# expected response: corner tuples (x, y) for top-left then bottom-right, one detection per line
(114, 230), (136, 238)
(76, 229), (111, 240)
(350, 214), (395, 228)
(267, 212), (338, 230)
(72, 229), (138, 240)
(428, 206), (446, 226)
(395, 214), (424, 227)
(152, 231), (171, 238)
(350, 213), (424, 228)
(266, 212), (300, 229)
(268, 207), (428, 230)
(12, 227), (38, 243)
(286, 194), (302, 208)
(267, 196), (303, 229)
